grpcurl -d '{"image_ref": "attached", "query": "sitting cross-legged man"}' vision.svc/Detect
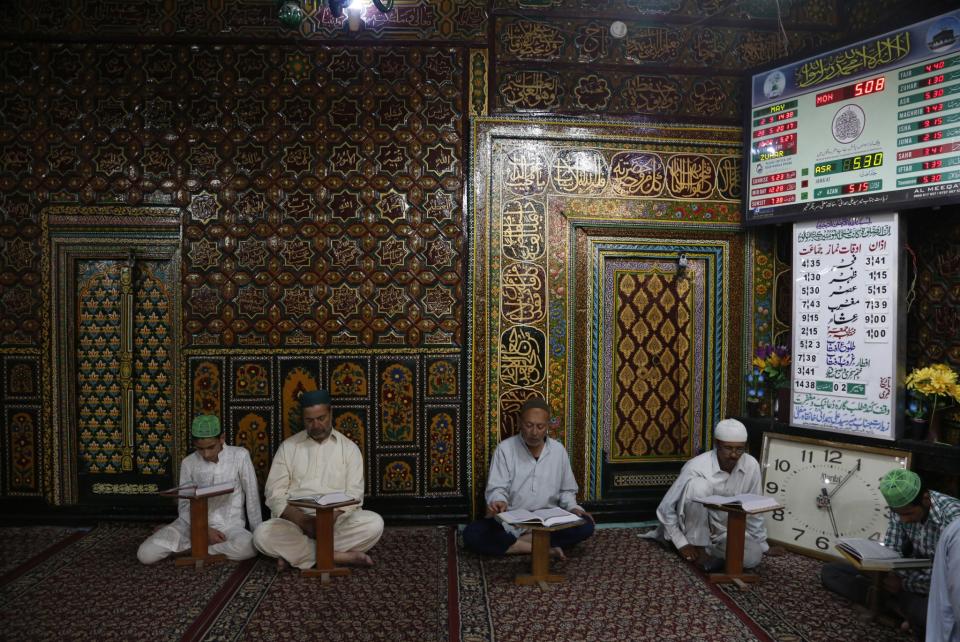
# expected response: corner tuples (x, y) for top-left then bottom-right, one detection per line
(253, 389), (383, 570)
(462, 397), (594, 559)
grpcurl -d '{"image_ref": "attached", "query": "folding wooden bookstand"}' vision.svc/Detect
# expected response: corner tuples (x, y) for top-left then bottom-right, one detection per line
(704, 503), (779, 585)
(509, 518), (585, 591)
(288, 498), (361, 583)
(161, 486), (234, 570)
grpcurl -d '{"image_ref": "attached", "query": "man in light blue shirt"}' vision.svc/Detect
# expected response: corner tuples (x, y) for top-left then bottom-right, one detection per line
(927, 517), (960, 642)
(462, 397), (593, 557)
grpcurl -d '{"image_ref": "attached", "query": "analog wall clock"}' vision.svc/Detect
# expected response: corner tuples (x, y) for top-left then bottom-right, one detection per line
(760, 433), (911, 559)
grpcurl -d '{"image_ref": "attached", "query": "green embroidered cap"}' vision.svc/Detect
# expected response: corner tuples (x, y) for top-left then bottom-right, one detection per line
(879, 468), (921, 508)
(191, 415), (222, 439)
(300, 389), (331, 407)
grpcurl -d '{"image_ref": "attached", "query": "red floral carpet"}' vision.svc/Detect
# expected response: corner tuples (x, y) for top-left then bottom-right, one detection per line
(0, 525), (87, 580)
(0, 523), (255, 642)
(456, 528), (765, 641)
(0, 524), (918, 641)
(199, 526), (453, 641)
(713, 549), (912, 642)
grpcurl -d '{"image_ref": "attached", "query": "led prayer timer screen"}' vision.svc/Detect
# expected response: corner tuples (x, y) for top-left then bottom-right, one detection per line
(745, 9), (960, 225)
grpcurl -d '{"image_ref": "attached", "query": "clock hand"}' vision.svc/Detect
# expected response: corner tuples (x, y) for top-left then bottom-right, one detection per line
(828, 459), (861, 498)
(819, 488), (840, 537)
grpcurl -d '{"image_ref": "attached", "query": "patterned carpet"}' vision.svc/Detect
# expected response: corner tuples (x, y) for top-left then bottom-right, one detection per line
(714, 548), (912, 642)
(0, 524), (916, 641)
(0, 523), (255, 642)
(457, 528), (765, 642)
(0, 525), (86, 578)
(199, 526), (453, 642)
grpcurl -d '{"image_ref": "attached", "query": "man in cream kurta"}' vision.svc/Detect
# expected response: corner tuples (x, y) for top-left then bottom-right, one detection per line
(137, 415), (262, 564)
(253, 389), (383, 569)
(642, 418), (769, 570)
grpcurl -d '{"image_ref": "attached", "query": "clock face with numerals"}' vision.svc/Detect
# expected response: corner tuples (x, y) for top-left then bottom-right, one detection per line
(761, 433), (911, 559)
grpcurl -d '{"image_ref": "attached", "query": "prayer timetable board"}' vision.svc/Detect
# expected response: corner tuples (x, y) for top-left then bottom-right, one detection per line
(745, 9), (960, 225)
(790, 214), (904, 441)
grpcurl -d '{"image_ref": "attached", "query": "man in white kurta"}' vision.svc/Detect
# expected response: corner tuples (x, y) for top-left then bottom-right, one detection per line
(642, 419), (769, 569)
(462, 397), (593, 557)
(927, 512), (960, 641)
(137, 415), (262, 564)
(253, 389), (383, 569)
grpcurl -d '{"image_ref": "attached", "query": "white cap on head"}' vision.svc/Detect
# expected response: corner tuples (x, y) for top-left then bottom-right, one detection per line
(714, 418), (748, 443)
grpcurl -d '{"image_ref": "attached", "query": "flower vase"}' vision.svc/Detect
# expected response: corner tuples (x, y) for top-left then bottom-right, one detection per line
(907, 417), (928, 441)
(926, 410), (943, 443)
(774, 387), (791, 424)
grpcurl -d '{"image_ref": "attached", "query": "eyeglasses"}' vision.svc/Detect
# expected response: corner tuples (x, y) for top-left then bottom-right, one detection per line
(717, 445), (746, 455)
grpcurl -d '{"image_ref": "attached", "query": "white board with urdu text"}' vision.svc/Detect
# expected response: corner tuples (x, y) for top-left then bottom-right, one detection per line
(790, 213), (903, 440)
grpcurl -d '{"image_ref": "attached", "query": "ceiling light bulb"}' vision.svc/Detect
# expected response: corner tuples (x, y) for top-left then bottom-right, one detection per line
(610, 21), (627, 39)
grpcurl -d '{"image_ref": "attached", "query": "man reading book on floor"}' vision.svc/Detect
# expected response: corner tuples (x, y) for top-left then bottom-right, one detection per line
(462, 398), (594, 559)
(253, 389), (383, 569)
(641, 419), (772, 570)
(137, 415), (262, 564)
(821, 469), (960, 640)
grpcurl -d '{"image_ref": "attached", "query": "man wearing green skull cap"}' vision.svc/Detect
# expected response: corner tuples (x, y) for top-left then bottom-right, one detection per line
(137, 415), (263, 564)
(821, 469), (960, 639)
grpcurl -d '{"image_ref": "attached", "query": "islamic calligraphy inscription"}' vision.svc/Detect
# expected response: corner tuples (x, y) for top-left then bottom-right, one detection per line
(501, 263), (546, 324)
(622, 76), (681, 114)
(499, 325), (546, 387)
(610, 152), (665, 197)
(625, 27), (682, 63)
(501, 199), (545, 261)
(498, 388), (539, 440)
(574, 22), (610, 63)
(795, 31), (910, 89)
(551, 149), (608, 195)
(665, 154), (715, 199)
(504, 148), (548, 195)
(501, 20), (564, 60)
(715, 156), (741, 200)
(500, 71), (561, 111)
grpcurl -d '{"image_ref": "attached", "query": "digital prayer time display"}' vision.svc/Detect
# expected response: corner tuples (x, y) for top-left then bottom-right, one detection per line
(745, 9), (960, 224)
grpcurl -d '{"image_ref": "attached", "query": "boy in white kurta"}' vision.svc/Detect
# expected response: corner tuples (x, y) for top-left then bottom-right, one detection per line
(253, 389), (384, 569)
(137, 415), (262, 564)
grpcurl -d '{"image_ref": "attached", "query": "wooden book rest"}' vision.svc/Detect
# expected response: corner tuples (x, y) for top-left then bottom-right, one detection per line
(288, 498), (361, 583)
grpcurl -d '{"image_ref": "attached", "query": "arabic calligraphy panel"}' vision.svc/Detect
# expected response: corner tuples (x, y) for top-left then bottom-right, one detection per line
(499, 325), (546, 388)
(499, 70), (562, 110)
(610, 152), (665, 197)
(665, 154), (715, 199)
(504, 148), (548, 195)
(501, 199), (545, 261)
(500, 20), (565, 60)
(715, 156), (741, 200)
(551, 149), (608, 195)
(501, 262), (547, 324)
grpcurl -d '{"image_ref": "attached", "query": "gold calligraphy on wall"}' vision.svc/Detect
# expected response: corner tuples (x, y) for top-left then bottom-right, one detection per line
(501, 199), (545, 261)
(624, 27), (681, 63)
(504, 148), (548, 195)
(574, 22), (610, 62)
(666, 154), (715, 199)
(501, 262), (546, 324)
(499, 325), (546, 387)
(795, 31), (910, 89)
(715, 156), (741, 200)
(610, 152), (665, 197)
(499, 71), (561, 110)
(501, 20), (565, 60)
(551, 149), (608, 194)
(621, 76), (681, 114)
(498, 387), (539, 440)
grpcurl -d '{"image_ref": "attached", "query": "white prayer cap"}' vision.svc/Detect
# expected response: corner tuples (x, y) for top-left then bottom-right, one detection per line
(714, 418), (747, 443)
